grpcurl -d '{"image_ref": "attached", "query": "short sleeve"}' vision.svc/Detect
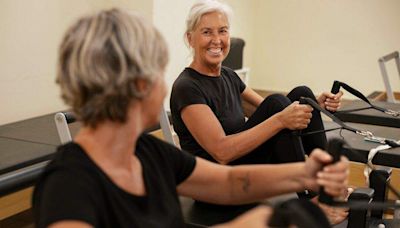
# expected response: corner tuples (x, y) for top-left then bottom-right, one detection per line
(228, 67), (246, 93)
(163, 141), (197, 184)
(33, 169), (98, 228)
(170, 76), (207, 114)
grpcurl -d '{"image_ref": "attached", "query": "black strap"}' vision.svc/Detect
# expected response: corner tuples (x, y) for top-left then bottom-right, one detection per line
(299, 97), (361, 134)
(332, 80), (399, 116)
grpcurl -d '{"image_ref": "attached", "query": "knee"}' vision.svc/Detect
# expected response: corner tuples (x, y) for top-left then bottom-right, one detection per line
(291, 86), (317, 101)
(261, 94), (291, 112)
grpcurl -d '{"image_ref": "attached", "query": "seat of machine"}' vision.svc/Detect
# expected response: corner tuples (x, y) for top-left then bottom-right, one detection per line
(0, 137), (54, 176)
(335, 100), (400, 128)
(325, 121), (400, 167)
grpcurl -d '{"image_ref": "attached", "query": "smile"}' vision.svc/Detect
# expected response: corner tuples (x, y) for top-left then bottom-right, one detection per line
(207, 48), (223, 56)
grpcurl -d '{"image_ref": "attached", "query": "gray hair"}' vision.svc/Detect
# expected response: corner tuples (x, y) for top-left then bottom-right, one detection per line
(185, 0), (233, 44)
(57, 8), (169, 127)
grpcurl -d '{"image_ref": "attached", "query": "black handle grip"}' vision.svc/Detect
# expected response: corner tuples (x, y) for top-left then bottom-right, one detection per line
(331, 80), (340, 94)
(318, 138), (343, 205)
(295, 97), (308, 136)
(299, 97), (307, 105)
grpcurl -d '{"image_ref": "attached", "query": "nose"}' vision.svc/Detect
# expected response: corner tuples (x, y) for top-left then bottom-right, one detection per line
(210, 33), (222, 44)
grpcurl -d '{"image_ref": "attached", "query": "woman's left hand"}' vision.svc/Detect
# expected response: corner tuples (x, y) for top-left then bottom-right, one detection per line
(317, 91), (344, 112)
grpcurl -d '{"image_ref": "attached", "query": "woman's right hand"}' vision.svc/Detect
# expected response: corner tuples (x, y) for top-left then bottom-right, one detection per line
(275, 101), (313, 130)
(213, 206), (272, 228)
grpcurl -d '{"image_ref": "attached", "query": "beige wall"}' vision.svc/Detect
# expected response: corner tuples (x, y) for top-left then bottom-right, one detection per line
(0, 0), (152, 125)
(251, 0), (400, 97)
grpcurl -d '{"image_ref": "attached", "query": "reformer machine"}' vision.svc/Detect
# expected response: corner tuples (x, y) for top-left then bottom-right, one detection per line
(296, 94), (400, 228)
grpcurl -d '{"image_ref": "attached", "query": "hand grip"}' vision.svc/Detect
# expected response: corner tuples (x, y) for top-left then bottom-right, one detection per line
(318, 138), (343, 205)
(331, 80), (340, 94)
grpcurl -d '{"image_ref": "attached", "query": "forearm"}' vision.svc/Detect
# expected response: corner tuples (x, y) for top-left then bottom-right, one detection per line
(213, 114), (284, 164)
(225, 163), (308, 204)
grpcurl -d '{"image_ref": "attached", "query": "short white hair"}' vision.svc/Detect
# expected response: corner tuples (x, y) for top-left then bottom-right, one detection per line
(185, 0), (233, 39)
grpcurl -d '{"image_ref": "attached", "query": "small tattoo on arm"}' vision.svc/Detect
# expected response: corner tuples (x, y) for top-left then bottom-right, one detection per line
(237, 172), (250, 193)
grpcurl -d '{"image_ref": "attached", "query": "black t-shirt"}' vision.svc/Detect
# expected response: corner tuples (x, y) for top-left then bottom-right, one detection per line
(32, 134), (196, 228)
(170, 67), (246, 162)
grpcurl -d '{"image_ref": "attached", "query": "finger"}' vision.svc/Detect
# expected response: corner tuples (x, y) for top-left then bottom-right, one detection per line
(334, 91), (344, 99)
(310, 149), (333, 163)
(317, 178), (348, 193)
(317, 171), (348, 183)
(322, 91), (335, 99)
(323, 157), (349, 172)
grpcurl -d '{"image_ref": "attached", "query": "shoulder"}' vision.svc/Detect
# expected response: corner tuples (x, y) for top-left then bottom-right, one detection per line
(137, 134), (195, 166)
(221, 66), (236, 75)
(172, 68), (199, 90)
(33, 143), (104, 227)
(137, 134), (178, 157)
(35, 143), (99, 193)
(221, 66), (240, 79)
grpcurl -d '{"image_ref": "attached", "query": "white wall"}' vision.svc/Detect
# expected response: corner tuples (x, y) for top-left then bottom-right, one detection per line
(0, 0), (152, 125)
(152, 0), (195, 109)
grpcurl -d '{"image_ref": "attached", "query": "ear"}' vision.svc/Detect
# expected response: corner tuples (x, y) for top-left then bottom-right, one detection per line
(134, 78), (150, 95)
(186, 32), (193, 47)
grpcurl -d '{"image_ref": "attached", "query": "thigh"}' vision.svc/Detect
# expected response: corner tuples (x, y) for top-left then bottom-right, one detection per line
(242, 94), (291, 131)
(287, 86), (328, 152)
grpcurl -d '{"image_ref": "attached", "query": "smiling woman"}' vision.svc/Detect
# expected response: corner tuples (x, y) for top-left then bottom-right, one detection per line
(170, 0), (346, 225)
(187, 11), (230, 74)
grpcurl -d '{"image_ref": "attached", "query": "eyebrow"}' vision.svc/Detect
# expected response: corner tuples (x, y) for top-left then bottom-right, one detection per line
(199, 26), (229, 31)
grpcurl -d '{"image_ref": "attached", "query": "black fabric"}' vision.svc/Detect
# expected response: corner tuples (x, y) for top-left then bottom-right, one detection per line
(229, 86), (327, 165)
(171, 74), (327, 165)
(170, 66), (246, 163)
(32, 134), (196, 228)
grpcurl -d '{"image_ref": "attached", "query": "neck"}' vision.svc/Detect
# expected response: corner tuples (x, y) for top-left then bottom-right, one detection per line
(74, 107), (144, 169)
(190, 60), (221, 76)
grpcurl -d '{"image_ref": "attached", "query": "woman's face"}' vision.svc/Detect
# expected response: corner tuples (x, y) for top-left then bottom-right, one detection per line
(188, 11), (230, 69)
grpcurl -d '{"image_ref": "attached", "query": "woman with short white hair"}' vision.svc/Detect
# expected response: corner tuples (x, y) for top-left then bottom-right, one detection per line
(170, 0), (346, 224)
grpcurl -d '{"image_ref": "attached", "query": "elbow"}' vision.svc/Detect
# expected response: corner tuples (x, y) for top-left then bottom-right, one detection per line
(209, 147), (233, 165)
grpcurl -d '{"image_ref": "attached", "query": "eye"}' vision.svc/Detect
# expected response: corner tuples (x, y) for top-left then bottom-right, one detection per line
(219, 28), (229, 34)
(202, 30), (211, 35)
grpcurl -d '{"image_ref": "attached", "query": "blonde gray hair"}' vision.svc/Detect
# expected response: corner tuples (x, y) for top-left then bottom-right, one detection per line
(57, 8), (169, 127)
(185, 0), (233, 43)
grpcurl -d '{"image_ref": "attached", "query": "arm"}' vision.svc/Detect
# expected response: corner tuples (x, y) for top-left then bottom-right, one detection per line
(177, 150), (349, 205)
(181, 102), (313, 164)
(49, 221), (92, 228)
(240, 87), (264, 117)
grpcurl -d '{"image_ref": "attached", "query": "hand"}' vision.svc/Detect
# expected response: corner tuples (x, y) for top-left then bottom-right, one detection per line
(312, 187), (353, 225)
(303, 149), (349, 197)
(213, 206), (272, 228)
(317, 91), (343, 112)
(275, 101), (313, 130)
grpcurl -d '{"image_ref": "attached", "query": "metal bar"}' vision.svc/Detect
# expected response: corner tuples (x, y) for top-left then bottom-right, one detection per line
(0, 161), (49, 197)
(378, 53), (397, 103)
(54, 112), (72, 144)
(159, 107), (175, 146)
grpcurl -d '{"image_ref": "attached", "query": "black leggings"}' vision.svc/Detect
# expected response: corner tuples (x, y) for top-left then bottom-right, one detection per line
(229, 86), (327, 166)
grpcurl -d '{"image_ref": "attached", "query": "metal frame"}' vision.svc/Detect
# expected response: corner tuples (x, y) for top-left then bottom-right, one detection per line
(159, 107), (176, 146)
(378, 51), (400, 103)
(55, 109), (176, 146)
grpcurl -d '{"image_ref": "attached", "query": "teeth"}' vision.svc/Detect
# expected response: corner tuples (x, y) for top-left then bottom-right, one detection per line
(208, 48), (222, 55)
